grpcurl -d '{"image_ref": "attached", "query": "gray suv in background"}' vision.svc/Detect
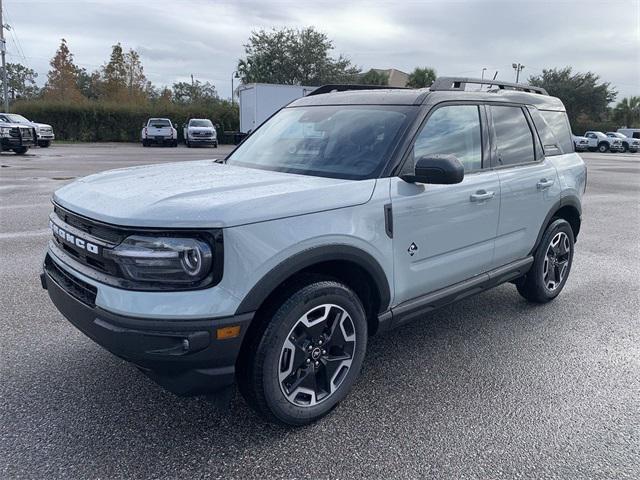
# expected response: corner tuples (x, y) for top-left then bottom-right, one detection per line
(41, 78), (586, 426)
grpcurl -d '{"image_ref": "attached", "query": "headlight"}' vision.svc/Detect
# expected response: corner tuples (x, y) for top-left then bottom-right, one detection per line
(0, 127), (11, 137)
(105, 235), (213, 284)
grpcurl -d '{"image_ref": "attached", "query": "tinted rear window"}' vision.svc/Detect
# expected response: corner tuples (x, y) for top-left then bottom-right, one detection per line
(149, 119), (170, 127)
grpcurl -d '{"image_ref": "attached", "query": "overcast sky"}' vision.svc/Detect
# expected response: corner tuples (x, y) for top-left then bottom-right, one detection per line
(5, 0), (639, 100)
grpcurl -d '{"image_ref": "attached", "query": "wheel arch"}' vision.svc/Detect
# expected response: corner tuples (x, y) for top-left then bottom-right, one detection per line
(531, 198), (581, 254)
(235, 245), (391, 335)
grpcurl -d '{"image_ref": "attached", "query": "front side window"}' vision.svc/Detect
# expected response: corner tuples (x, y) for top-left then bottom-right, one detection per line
(413, 105), (482, 171)
(227, 105), (412, 180)
(491, 106), (535, 166)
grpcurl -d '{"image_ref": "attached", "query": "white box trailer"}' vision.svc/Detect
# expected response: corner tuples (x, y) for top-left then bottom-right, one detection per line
(238, 83), (317, 134)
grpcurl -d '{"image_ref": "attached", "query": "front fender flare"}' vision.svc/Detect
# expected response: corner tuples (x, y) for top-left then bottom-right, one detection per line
(234, 244), (391, 315)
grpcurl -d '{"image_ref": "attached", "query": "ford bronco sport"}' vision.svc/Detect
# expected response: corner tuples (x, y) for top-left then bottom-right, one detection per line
(41, 78), (586, 426)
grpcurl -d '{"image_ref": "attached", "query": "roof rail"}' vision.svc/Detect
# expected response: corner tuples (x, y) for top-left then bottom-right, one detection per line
(430, 77), (548, 95)
(307, 84), (408, 96)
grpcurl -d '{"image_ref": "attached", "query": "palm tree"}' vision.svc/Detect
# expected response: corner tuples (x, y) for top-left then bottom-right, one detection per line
(613, 96), (640, 127)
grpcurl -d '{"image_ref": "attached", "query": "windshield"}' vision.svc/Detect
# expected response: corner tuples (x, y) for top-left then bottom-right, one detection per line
(5, 114), (30, 123)
(190, 119), (213, 128)
(149, 119), (170, 127)
(227, 105), (411, 180)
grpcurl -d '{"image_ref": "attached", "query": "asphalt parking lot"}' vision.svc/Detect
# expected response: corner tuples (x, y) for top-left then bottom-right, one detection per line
(1, 144), (638, 479)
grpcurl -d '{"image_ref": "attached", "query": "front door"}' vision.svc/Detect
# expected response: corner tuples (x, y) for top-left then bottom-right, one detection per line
(391, 104), (500, 305)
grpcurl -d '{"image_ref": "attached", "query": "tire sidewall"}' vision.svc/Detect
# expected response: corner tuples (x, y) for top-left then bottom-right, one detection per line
(532, 219), (575, 300)
(259, 283), (367, 425)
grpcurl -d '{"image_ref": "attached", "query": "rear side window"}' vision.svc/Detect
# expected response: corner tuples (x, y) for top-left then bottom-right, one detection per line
(538, 110), (573, 154)
(491, 106), (535, 166)
(413, 105), (482, 171)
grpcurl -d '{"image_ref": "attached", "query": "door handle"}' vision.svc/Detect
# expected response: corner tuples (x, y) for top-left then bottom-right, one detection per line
(537, 178), (555, 189)
(470, 190), (495, 202)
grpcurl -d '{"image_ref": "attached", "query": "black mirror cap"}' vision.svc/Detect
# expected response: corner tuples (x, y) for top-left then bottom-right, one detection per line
(401, 154), (465, 184)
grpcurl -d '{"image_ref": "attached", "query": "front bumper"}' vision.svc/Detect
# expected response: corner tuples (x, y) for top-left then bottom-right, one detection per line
(1, 136), (35, 148)
(41, 254), (253, 396)
(188, 137), (217, 145)
(38, 133), (55, 140)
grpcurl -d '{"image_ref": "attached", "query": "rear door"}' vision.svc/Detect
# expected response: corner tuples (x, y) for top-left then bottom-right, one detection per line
(391, 103), (500, 304)
(490, 105), (561, 267)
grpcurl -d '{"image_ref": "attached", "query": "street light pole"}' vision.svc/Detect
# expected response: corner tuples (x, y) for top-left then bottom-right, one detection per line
(0, 0), (8, 112)
(231, 70), (239, 105)
(512, 63), (525, 83)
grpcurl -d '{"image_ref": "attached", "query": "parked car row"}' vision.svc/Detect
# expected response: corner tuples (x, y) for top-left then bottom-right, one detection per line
(141, 117), (218, 148)
(573, 128), (640, 153)
(0, 112), (55, 155)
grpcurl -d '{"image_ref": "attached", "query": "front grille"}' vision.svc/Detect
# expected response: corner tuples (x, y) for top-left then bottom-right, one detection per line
(51, 206), (124, 276)
(21, 127), (33, 140)
(54, 205), (125, 244)
(9, 127), (20, 137)
(45, 255), (97, 307)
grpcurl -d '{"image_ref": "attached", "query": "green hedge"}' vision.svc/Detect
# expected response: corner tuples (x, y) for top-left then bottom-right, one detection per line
(12, 100), (239, 143)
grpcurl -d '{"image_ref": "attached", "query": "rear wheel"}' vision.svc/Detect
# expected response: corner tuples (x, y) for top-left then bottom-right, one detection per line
(517, 218), (574, 303)
(237, 280), (367, 426)
(598, 142), (609, 153)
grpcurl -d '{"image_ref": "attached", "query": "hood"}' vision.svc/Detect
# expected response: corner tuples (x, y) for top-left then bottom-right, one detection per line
(53, 160), (375, 228)
(34, 122), (52, 129)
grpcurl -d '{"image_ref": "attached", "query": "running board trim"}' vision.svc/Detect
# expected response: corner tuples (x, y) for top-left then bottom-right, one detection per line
(388, 257), (533, 329)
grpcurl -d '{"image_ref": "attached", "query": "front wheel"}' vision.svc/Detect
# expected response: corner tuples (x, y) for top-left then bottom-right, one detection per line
(237, 280), (367, 426)
(38, 140), (51, 148)
(598, 142), (609, 153)
(517, 218), (574, 303)
(12, 146), (28, 155)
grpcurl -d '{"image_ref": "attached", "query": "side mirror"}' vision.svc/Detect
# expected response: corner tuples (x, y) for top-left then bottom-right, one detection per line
(401, 154), (464, 184)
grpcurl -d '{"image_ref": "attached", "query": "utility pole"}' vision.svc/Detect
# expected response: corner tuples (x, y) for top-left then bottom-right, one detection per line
(0, 0), (9, 112)
(512, 63), (525, 83)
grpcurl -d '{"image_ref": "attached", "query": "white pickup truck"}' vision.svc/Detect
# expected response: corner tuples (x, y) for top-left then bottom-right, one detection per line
(141, 118), (178, 147)
(583, 131), (623, 153)
(607, 132), (639, 153)
(183, 118), (218, 148)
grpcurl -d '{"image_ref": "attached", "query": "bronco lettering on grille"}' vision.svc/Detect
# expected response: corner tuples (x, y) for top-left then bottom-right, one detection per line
(49, 220), (100, 255)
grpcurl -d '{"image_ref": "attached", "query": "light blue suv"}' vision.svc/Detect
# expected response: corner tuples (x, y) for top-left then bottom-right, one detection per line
(41, 78), (586, 425)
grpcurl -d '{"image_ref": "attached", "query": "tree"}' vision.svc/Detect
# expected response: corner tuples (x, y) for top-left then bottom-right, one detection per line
(360, 69), (389, 85)
(76, 68), (101, 100)
(613, 96), (640, 127)
(237, 27), (360, 85)
(4, 63), (40, 101)
(100, 43), (128, 101)
(407, 67), (437, 88)
(172, 79), (218, 104)
(43, 39), (85, 102)
(528, 67), (617, 129)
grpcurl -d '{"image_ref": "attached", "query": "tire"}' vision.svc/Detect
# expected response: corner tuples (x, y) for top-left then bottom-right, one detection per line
(12, 146), (28, 155)
(237, 279), (368, 426)
(142, 140), (149, 147)
(185, 140), (191, 148)
(214, 141), (218, 148)
(172, 140), (178, 147)
(621, 143), (629, 153)
(38, 140), (51, 148)
(517, 218), (574, 303)
(598, 142), (609, 153)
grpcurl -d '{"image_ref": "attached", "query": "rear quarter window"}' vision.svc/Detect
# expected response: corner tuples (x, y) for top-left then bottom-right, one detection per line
(529, 108), (574, 155)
